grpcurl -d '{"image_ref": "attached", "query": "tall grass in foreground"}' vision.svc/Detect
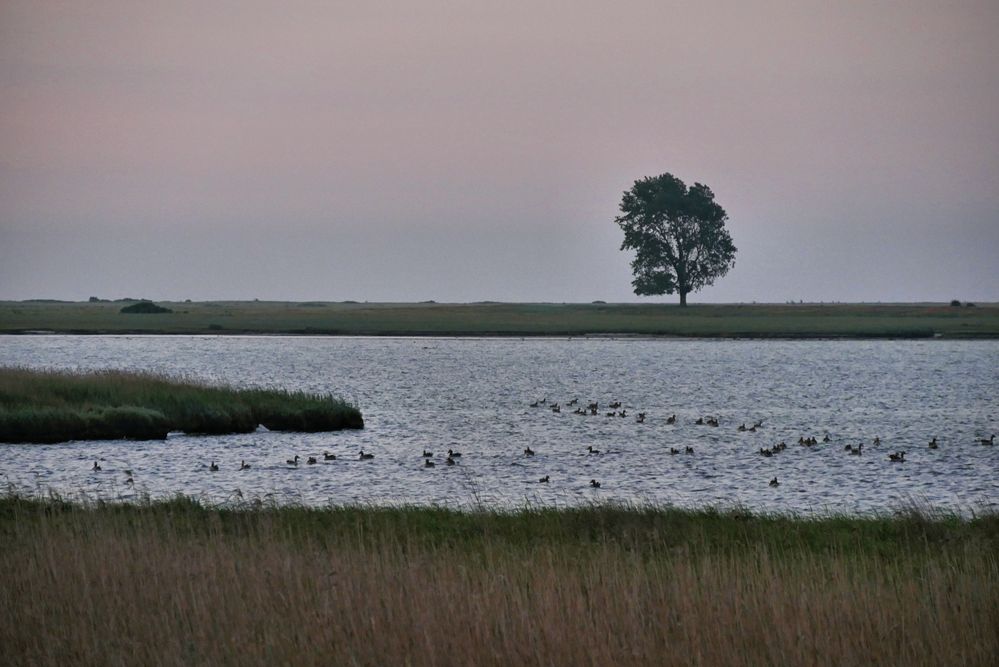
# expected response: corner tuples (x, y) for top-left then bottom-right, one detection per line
(0, 367), (363, 443)
(1, 497), (996, 666)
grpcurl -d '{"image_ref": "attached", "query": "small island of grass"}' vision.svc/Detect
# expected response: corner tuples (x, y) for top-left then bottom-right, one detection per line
(0, 367), (363, 443)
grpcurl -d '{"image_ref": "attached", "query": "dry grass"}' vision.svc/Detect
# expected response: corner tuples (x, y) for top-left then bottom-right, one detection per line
(1, 499), (997, 666)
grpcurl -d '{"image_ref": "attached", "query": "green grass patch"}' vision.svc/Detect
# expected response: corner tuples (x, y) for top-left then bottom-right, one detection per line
(0, 367), (363, 443)
(2, 300), (998, 337)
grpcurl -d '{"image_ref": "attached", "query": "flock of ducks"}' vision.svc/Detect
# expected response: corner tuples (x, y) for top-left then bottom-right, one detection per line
(87, 397), (996, 493)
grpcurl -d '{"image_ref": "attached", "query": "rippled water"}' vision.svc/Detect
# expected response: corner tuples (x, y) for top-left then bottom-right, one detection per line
(1, 335), (997, 514)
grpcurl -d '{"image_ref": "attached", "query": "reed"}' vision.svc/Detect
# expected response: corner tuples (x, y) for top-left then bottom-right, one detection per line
(0, 367), (363, 443)
(1, 496), (996, 666)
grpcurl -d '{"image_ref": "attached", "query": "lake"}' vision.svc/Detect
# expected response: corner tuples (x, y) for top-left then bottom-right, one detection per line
(1, 335), (996, 514)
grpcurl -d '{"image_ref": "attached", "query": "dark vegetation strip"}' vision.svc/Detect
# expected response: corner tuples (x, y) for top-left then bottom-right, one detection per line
(2, 300), (998, 338)
(0, 367), (362, 443)
(3, 494), (996, 558)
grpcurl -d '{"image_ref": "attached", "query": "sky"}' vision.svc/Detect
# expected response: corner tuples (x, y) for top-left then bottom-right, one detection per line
(1, 0), (997, 303)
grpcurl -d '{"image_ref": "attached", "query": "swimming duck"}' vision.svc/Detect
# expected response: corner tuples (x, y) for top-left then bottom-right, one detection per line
(324, 452), (336, 460)
(590, 479), (601, 488)
(529, 401), (539, 408)
(286, 455), (299, 466)
(424, 459), (435, 468)
(609, 401), (622, 409)
(307, 456), (318, 465)
(738, 423), (747, 432)
(666, 414), (676, 425)
(928, 438), (938, 450)
(209, 461), (219, 472)
(446, 456), (457, 466)
(359, 451), (374, 460)
(669, 447), (680, 455)
(822, 434), (831, 443)
(447, 448), (462, 457)
(524, 446), (535, 456)
(888, 451), (906, 462)
(872, 437), (881, 446)
(769, 477), (779, 487)
(239, 460), (251, 470)
(685, 446), (694, 454)
(92, 461), (101, 472)
(850, 444), (863, 456)
(125, 476), (134, 486)
(587, 445), (600, 455)
(636, 412), (645, 424)
(567, 399), (578, 406)
(551, 404), (561, 413)
(539, 475), (550, 483)
(695, 417), (705, 425)
(980, 435), (995, 446)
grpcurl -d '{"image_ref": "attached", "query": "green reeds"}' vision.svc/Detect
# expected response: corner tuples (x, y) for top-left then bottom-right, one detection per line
(1, 496), (997, 666)
(0, 367), (363, 443)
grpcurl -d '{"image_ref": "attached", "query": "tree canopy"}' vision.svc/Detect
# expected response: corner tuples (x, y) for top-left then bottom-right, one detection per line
(615, 173), (736, 306)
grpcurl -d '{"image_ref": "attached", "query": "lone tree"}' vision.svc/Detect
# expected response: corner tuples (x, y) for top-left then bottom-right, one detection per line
(615, 173), (736, 306)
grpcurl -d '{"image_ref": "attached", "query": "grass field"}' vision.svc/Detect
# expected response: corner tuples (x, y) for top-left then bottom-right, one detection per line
(0, 367), (363, 443)
(1, 496), (996, 666)
(2, 300), (998, 338)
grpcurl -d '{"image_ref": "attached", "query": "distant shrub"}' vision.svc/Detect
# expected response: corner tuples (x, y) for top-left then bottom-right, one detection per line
(120, 302), (172, 314)
(591, 300), (607, 304)
(950, 299), (962, 307)
(88, 296), (100, 303)
(208, 323), (223, 330)
(965, 302), (976, 308)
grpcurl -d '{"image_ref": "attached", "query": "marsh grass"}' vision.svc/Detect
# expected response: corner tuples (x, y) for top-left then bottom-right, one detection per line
(1, 495), (997, 666)
(0, 367), (363, 443)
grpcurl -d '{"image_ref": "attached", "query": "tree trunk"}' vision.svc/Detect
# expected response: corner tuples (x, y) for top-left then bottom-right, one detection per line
(679, 291), (687, 307)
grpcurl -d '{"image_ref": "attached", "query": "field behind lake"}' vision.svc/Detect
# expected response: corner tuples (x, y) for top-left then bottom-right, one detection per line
(2, 300), (998, 337)
(2, 498), (997, 667)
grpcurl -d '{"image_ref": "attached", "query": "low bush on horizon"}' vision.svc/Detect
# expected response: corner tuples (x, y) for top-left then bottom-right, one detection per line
(0, 367), (363, 443)
(1, 495), (996, 666)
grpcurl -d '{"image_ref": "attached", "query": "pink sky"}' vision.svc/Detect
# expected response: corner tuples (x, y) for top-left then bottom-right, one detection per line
(1, 1), (997, 302)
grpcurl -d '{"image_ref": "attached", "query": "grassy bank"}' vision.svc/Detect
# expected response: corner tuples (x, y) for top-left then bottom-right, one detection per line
(0, 368), (363, 443)
(2, 300), (998, 338)
(1, 497), (996, 666)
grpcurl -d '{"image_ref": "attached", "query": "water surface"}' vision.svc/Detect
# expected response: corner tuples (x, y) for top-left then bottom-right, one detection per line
(1, 335), (996, 514)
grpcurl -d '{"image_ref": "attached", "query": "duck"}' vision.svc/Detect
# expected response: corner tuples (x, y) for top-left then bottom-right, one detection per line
(125, 476), (134, 486)
(706, 418), (719, 428)
(928, 437), (938, 450)
(424, 459), (435, 468)
(239, 460), (251, 470)
(760, 448), (773, 457)
(872, 437), (881, 446)
(447, 448), (462, 457)
(753, 420), (764, 429)
(92, 461), (101, 472)
(850, 444), (863, 456)
(529, 401), (539, 408)
(286, 455), (300, 466)
(738, 423), (747, 432)
(609, 401), (622, 409)
(590, 479), (601, 488)
(567, 399), (578, 406)
(539, 475), (550, 483)
(551, 404), (561, 413)
(980, 435), (995, 446)
(666, 414), (676, 425)
(619, 410), (627, 418)
(695, 417), (705, 425)
(324, 452), (337, 460)
(636, 412), (645, 424)
(446, 456), (457, 466)
(359, 451), (374, 460)
(209, 461), (219, 472)
(524, 446), (535, 456)
(822, 434), (831, 443)
(888, 451), (906, 462)
(769, 477), (779, 487)
(669, 447), (680, 455)
(685, 446), (694, 454)
(587, 445), (601, 455)
(307, 456), (318, 465)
